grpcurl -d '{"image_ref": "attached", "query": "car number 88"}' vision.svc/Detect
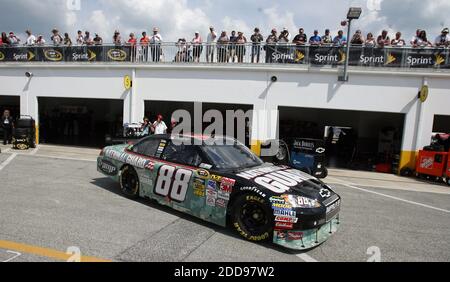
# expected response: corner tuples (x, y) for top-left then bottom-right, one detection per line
(154, 165), (193, 202)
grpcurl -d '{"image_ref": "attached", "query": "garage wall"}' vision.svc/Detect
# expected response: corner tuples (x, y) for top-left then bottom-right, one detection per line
(1, 64), (450, 167)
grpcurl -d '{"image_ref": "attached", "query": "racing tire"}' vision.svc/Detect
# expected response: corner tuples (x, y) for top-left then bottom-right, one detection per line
(446, 178), (450, 186)
(231, 194), (273, 243)
(319, 168), (329, 179)
(119, 166), (140, 199)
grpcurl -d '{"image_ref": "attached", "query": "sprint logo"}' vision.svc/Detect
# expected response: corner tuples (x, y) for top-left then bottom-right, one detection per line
(386, 53), (396, 65)
(435, 54), (445, 66)
(294, 50), (305, 63)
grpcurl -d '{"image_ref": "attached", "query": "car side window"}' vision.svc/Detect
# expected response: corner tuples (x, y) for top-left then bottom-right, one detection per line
(161, 142), (203, 167)
(132, 139), (161, 157)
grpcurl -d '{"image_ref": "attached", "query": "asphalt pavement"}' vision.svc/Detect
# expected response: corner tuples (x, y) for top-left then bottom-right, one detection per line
(0, 145), (449, 262)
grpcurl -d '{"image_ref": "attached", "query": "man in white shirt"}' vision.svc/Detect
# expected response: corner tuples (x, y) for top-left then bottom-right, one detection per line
(150, 27), (163, 62)
(435, 28), (450, 47)
(76, 30), (84, 45)
(206, 26), (217, 63)
(152, 115), (167, 135)
(25, 30), (36, 46)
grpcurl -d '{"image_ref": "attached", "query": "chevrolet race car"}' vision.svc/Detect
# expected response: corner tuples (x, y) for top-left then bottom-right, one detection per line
(97, 135), (341, 250)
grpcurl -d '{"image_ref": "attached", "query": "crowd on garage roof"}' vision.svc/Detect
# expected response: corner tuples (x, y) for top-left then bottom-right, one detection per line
(0, 26), (449, 63)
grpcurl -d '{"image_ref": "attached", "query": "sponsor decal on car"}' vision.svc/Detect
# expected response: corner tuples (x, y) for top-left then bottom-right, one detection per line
(275, 222), (294, 230)
(218, 190), (230, 201)
(287, 232), (303, 241)
(273, 208), (296, 217)
(272, 203), (293, 209)
(144, 161), (155, 171)
(210, 174), (223, 182)
(206, 189), (218, 199)
(206, 196), (216, 207)
(326, 199), (341, 214)
(221, 177), (236, 186)
(193, 178), (206, 197)
(215, 198), (227, 208)
(276, 231), (287, 241)
(140, 175), (153, 186)
(98, 159), (118, 176)
(196, 169), (210, 179)
(207, 180), (217, 191)
(246, 195), (265, 204)
(104, 149), (151, 169)
(239, 187), (267, 198)
(275, 216), (298, 224)
(319, 188), (332, 198)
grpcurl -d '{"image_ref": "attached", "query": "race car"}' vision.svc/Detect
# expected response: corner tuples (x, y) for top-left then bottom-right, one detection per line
(97, 134), (341, 250)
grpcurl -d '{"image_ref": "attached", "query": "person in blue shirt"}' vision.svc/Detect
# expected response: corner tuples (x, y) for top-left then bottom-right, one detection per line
(333, 30), (347, 46)
(309, 30), (322, 45)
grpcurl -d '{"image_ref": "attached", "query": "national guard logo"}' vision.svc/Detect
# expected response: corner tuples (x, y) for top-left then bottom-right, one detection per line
(107, 49), (127, 61)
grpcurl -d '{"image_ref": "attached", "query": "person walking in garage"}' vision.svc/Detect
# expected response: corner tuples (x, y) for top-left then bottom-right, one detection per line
(1, 110), (14, 145)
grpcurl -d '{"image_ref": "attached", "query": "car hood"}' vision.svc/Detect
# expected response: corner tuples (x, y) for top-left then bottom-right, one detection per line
(229, 164), (336, 202)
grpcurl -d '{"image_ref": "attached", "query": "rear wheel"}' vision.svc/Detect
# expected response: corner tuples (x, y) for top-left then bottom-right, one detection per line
(231, 194), (273, 242)
(446, 177), (450, 186)
(119, 166), (140, 199)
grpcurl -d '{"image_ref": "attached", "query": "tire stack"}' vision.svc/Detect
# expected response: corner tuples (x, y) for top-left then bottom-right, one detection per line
(13, 117), (36, 150)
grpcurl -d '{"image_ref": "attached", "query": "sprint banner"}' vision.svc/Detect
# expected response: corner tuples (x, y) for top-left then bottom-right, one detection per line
(309, 46), (346, 66)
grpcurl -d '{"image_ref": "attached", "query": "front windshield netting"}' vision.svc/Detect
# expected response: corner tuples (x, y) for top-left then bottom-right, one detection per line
(202, 142), (263, 170)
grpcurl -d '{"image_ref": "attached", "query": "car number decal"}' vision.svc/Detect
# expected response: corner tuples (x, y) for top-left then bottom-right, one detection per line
(154, 165), (193, 202)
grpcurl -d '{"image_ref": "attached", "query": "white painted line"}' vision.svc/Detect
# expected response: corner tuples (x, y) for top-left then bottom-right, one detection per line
(30, 146), (40, 155)
(3, 251), (22, 262)
(0, 153), (17, 171)
(30, 154), (97, 163)
(2, 148), (11, 153)
(296, 253), (319, 262)
(327, 177), (450, 214)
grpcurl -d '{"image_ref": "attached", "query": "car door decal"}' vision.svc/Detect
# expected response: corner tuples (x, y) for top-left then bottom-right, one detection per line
(154, 164), (193, 203)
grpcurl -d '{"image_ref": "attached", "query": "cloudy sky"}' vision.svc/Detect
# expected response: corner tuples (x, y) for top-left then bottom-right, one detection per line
(1, 0), (449, 42)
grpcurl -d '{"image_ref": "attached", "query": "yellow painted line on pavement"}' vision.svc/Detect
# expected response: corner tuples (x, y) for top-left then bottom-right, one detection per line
(0, 240), (111, 262)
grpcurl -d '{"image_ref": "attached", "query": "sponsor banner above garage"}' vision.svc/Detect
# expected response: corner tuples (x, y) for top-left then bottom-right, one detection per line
(0, 45), (448, 68)
(0, 46), (132, 62)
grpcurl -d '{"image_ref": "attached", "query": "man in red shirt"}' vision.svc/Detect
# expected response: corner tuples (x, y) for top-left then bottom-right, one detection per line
(127, 33), (137, 61)
(140, 31), (150, 62)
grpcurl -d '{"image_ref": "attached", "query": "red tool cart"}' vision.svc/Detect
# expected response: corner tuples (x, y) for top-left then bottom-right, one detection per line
(416, 150), (450, 185)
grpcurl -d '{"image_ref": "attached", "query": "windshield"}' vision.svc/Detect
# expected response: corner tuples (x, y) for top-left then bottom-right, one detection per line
(201, 142), (264, 170)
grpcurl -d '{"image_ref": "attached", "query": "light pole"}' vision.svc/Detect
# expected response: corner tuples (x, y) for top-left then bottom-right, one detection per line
(338, 7), (362, 82)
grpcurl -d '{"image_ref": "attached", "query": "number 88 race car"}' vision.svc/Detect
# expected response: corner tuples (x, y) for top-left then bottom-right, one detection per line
(97, 134), (341, 250)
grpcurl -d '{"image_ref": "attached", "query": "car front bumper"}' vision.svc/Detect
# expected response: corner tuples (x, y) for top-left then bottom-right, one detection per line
(273, 216), (340, 250)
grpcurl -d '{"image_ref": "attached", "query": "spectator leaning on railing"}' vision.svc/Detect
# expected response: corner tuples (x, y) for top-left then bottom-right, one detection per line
(410, 29), (421, 47)
(435, 28), (450, 47)
(25, 30), (36, 46)
(293, 28), (307, 45)
(191, 31), (203, 63)
(236, 31), (247, 63)
(84, 31), (94, 46)
(365, 32), (376, 47)
(113, 30), (122, 46)
(414, 30), (433, 47)
(36, 35), (46, 46)
(8, 32), (21, 46)
(333, 30), (347, 46)
(76, 30), (84, 45)
(377, 30), (390, 47)
(309, 30), (322, 45)
(93, 33), (103, 45)
(51, 29), (63, 46)
(391, 32), (406, 47)
(64, 33), (72, 46)
(350, 30), (365, 45)
(140, 31), (150, 62)
(321, 29), (332, 45)
(265, 28), (278, 63)
(217, 31), (229, 63)
(250, 27), (264, 63)
(229, 31), (238, 63)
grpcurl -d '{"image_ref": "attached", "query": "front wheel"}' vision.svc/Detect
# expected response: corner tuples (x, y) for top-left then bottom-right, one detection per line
(231, 194), (273, 242)
(119, 166), (140, 199)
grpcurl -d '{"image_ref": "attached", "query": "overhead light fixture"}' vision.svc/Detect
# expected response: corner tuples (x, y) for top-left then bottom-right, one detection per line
(347, 7), (362, 20)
